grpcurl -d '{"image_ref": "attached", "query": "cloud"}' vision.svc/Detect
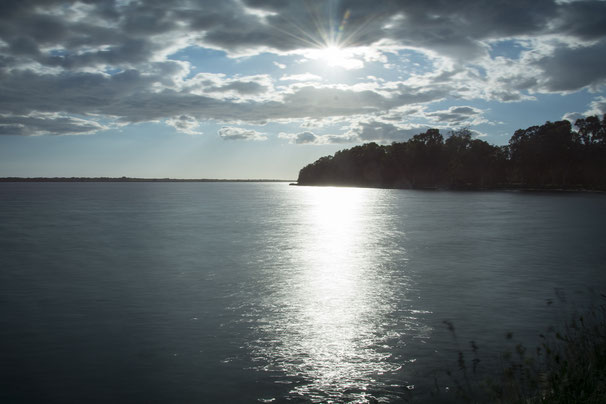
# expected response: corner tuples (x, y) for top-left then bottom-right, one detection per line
(0, 113), (107, 136)
(280, 73), (322, 82)
(585, 96), (606, 116)
(0, 63), (453, 127)
(0, 0), (604, 137)
(425, 106), (487, 125)
(279, 131), (318, 144)
(186, 73), (274, 99)
(218, 126), (267, 141)
(556, 1), (606, 41)
(279, 120), (433, 145)
(291, 131), (317, 144)
(206, 81), (268, 95)
(0, 1), (600, 67)
(562, 111), (584, 123)
(535, 40), (606, 92)
(166, 115), (202, 135)
(279, 130), (358, 145)
(348, 120), (429, 143)
(564, 96), (606, 122)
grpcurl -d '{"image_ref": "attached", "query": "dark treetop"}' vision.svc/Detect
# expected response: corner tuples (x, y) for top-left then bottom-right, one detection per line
(296, 115), (606, 191)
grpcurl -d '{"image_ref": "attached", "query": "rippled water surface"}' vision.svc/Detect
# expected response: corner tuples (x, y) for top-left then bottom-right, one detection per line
(1, 183), (605, 403)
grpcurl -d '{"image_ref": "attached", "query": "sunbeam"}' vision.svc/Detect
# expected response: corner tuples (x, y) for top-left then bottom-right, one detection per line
(258, 2), (383, 71)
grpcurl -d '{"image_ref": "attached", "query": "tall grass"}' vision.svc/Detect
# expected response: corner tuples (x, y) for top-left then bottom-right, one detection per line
(434, 292), (606, 403)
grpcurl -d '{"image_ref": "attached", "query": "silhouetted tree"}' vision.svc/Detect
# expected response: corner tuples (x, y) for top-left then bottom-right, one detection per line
(573, 114), (606, 187)
(297, 116), (606, 190)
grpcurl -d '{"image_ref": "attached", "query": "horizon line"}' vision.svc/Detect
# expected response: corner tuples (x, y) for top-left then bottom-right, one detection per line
(0, 177), (295, 183)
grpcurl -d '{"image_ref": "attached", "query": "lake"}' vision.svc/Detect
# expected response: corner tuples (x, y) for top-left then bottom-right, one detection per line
(1, 182), (605, 403)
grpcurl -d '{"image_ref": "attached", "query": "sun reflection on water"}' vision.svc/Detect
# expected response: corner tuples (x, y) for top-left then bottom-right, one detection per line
(247, 186), (427, 402)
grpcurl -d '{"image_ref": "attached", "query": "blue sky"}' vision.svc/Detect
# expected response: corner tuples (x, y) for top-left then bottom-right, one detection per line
(1, 0), (605, 179)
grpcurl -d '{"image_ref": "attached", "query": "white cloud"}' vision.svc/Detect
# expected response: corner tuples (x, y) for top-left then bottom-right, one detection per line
(279, 73), (322, 82)
(218, 126), (267, 141)
(563, 96), (606, 122)
(166, 115), (202, 135)
(585, 96), (606, 117)
(562, 111), (585, 123)
(279, 130), (358, 145)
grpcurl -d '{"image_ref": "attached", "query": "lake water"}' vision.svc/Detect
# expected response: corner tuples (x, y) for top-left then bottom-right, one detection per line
(1, 182), (605, 403)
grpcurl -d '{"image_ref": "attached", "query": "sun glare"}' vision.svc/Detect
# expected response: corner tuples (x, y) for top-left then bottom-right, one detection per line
(308, 45), (364, 70)
(247, 186), (409, 400)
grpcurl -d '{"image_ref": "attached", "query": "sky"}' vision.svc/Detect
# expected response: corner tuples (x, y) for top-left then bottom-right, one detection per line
(1, 0), (605, 179)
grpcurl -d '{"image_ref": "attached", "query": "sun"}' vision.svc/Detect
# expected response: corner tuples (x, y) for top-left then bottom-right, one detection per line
(308, 45), (364, 70)
(319, 45), (346, 65)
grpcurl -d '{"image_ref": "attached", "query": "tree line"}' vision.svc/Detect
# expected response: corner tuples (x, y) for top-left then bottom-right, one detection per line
(296, 115), (606, 190)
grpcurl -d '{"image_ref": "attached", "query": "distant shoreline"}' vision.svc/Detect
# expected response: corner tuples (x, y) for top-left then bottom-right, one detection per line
(0, 177), (293, 183)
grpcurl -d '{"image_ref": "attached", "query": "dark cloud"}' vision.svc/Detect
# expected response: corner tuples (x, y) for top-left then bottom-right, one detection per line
(339, 0), (558, 59)
(8, 37), (41, 57)
(0, 69), (155, 117)
(535, 40), (606, 92)
(43, 39), (154, 70)
(0, 65), (445, 124)
(0, 0), (578, 67)
(450, 106), (476, 114)
(121, 2), (178, 35)
(241, 0), (286, 12)
(557, 1), (606, 40)
(292, 131), (317, 144)
(207, 81), (268, 95)
(0, 114), (105, 136)
(488, 91), (527, 103)
(426, 106), (482, 124)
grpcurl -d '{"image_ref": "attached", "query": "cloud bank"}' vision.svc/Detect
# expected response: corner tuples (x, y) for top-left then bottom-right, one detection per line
(0, 0), (604, 138)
